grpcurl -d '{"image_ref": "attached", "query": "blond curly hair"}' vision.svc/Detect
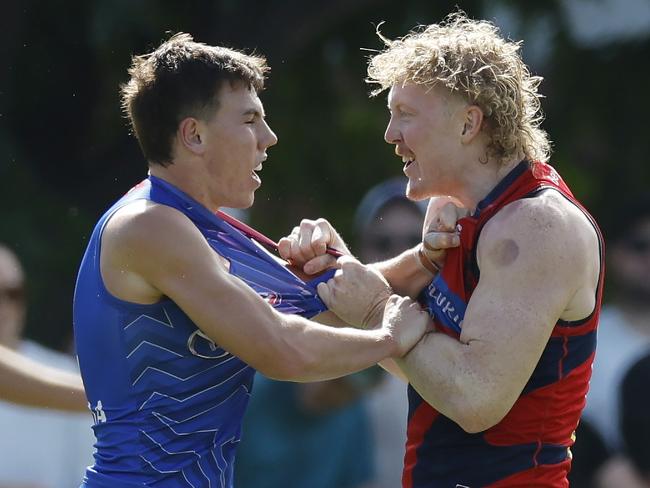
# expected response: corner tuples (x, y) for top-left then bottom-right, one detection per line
(367, 12), (551, 165)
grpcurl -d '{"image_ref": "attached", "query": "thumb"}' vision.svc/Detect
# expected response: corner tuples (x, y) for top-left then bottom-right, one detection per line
(317, 281), (333, 307)
(337, 254), (359, 267)
(437, 203), (460, 232)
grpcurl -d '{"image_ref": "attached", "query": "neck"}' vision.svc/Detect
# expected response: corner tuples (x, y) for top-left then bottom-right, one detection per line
(453, 155), (522, 211)
(149, 159), (219, 212)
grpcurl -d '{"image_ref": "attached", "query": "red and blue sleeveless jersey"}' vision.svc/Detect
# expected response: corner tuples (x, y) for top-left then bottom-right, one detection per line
(405, 161), (604, 487)
(74, 175), (332, 488)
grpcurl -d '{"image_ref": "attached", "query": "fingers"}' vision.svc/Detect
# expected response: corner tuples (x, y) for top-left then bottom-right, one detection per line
(305, 253), (361, 276)
(385, 294), (401, 309)
(304, 254), (338, 275)
(456, 206), (471, 219)
(311, 221), (331, 256)
(296, 220), (317, 257)
(385, 294), (417, 311)
(277, 236), (293, 260)
(422, 206), (461, 261)
(435, 202), (460, 232)
(421, 230), (459, 268)
(422, 231), (460, 251)
(317, 260), (392, 327)
(384, 294), (431, 357)
(279, 218), (342, 266)
(423, 200), (469, 235)
(278, 225), (305, 262)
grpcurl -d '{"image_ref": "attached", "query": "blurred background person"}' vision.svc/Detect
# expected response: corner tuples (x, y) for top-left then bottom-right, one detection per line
(354, 177), (427, 488)
(0, 244), (93, 488)
(566, 417), (610, 488)
(570, 195), (650, 487)
(596, 350), (650, 487)
(583, 196), (650, 448)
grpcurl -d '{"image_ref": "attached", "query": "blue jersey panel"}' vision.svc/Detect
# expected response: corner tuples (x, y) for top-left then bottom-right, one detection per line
(74, 176), (332, 487)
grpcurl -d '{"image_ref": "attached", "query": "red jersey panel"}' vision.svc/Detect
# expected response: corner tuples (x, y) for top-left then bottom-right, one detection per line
(404, 161), (604, 488)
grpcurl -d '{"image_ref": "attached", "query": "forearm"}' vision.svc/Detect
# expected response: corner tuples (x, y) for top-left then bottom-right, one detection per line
(266, 314), (396, 383)
(0, 344), (88, 412)
(394, 332), (509, 433)
(372, 246), (434, 298)
(313, 305), (405, 383)
(311, 310), (350, 327)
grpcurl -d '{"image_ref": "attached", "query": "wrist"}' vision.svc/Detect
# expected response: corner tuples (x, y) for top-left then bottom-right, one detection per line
(361, 291), (391, 329)
(416, 243), (440, 276)
(377, 325), (400, 358)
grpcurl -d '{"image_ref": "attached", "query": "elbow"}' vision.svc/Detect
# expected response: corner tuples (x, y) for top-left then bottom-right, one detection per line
(454, 413), (499, 434)
(444, 355), (513, 433)
(451, 397), (510, 434)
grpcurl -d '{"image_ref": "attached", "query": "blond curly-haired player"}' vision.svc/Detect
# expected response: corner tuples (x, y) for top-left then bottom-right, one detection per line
(281, 12), (604, 487)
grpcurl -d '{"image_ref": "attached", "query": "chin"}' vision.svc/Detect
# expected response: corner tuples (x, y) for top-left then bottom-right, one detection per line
(405, 180), (430, 201)
(224, 192), (255, 210)
(244, 191), (257, 208)
(238, 194), (255, 209)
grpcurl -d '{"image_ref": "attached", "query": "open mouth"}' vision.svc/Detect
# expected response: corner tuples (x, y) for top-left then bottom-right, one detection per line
(251, 163), (262, 184)
(403, 158), (416, 170)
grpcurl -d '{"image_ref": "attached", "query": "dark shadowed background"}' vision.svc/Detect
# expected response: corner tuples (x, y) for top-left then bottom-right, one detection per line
(1, 0), (648, 350)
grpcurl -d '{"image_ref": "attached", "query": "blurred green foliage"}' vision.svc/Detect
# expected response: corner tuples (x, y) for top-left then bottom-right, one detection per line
(0, 0), (647, 349)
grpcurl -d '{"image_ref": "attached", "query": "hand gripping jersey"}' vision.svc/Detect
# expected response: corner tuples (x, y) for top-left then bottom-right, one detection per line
(73, 176), (332, 488)
(406, 161), (604, 488)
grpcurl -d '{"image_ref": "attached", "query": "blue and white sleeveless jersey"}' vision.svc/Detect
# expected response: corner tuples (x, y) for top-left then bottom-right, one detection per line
(74, 175), (332, 487)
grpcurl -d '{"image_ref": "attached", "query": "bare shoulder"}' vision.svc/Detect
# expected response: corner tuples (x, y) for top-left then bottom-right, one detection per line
(104, 200), (194, 244)
(101, 200), (226, 302)
(478, 190), (600, 320)
(103, 200), (201, 268)
(480, 190), (598, 263)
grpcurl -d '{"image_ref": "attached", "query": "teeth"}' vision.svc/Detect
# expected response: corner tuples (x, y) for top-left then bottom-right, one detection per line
(402, 157), (414, 164)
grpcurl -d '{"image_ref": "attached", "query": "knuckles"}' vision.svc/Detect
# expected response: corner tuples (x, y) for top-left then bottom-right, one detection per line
(300, 218), (318, 228)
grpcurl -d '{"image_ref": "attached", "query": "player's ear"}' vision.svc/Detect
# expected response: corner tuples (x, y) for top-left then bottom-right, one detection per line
(178, 117), (205, 155)
(460, 105), (484, 144)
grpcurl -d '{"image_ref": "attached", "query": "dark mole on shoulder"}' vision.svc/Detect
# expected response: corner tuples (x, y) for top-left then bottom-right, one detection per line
(491, 238), (519, 267)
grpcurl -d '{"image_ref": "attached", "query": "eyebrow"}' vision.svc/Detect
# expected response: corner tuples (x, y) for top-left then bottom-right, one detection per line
(242, 108), (265, 118)
(387, 102), (411, 112)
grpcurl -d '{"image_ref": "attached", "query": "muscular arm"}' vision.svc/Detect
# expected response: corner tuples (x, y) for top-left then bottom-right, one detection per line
(102, 203), (428, 383)
(394, 195), (600, 432)
(371, 247), (434, 298)
(0, 344), (87, 411)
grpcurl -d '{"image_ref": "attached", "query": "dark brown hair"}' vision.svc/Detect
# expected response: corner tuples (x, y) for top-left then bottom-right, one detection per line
(120, 33), (269, 166)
